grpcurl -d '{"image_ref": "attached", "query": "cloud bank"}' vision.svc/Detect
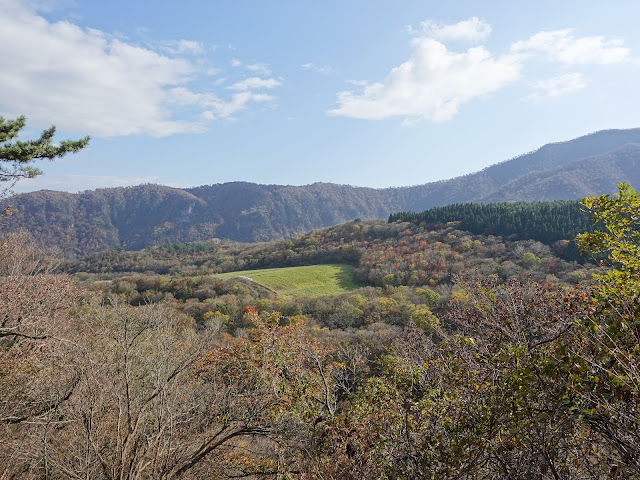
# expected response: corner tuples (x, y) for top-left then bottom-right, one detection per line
(330, 19), (632, 123)
(0, 0), (280, 137)
(329, 35), (520, 122)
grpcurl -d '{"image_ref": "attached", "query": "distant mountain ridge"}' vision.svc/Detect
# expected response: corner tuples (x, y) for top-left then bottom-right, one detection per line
(3, 128), (640, 257)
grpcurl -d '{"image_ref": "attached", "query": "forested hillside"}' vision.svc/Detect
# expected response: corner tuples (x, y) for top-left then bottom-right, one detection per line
(56, 209), (599, 340)
(5, 185), (640, 478)
(481, 142), (640, 202)
(3, 128), (640, 256)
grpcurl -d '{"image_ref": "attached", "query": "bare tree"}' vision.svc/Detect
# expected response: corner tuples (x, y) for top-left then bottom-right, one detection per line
(0, 233), (81, 478)
(1, 303), (342, 479)
(28, 301), (231, 480)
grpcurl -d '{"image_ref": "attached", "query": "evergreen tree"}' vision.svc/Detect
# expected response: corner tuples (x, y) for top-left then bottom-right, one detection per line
(390, 200), (594, 247)
(0, 115), (89, 199)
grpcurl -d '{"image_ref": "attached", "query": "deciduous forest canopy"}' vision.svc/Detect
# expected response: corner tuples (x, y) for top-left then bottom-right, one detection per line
(3, 178), (640, 478)
(3, 114), (640, 478)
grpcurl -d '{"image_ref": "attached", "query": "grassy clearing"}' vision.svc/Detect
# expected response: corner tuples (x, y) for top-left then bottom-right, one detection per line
(216, 264), (357, 298)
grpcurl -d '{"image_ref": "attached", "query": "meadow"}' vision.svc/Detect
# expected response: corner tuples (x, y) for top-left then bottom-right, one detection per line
(216, 263), (357, 297)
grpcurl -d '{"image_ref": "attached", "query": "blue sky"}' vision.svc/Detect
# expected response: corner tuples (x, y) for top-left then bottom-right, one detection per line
(3, 0), (640, 193)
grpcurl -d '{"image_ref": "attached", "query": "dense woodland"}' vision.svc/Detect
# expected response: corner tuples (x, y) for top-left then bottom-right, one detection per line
(389, 200), (594, 243)
(3, 182), (640, 478)
(389, 200), (597, 261)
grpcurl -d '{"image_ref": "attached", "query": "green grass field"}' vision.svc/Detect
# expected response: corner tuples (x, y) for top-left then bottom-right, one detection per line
(216, 264), (358, 297)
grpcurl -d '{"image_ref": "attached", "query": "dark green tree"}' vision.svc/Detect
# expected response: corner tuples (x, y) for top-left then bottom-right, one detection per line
(0, 115), (89, 196)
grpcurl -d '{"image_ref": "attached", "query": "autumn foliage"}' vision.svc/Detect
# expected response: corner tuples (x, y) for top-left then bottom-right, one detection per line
(3, 184), (640, 478)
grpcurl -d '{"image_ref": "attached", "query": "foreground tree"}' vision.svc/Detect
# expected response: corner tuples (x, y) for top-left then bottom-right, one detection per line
(193, 311), (352, 478)
(2, 290), (353, 479)
(307, 279), (605, 479)
(0, 233), (82, 477)
(0, 115), (89, 203)
(2, 298), (231, 479)
(573, 183), (640, 475)
(577, 182), (640, 298)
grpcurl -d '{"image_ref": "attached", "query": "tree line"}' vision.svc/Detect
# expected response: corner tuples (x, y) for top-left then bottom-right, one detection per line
(389, 200), (597, 246)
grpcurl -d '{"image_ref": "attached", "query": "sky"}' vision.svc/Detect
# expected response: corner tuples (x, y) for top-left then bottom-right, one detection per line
(3, 0), (640, 193)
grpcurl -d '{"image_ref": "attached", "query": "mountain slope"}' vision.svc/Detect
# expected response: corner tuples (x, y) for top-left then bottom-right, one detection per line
(2, 128), (640, 256)
(480, 143), (640, 202)
(396, 128), (640, 211)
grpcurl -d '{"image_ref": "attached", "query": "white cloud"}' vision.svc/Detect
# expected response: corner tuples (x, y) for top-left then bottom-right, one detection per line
(201, 91), (275, 121)
(230, 60), (272, 76)
(229, 77), (281, 91)
(329, 37), (520, 122)
(302, 62), (334, 75)
(331, 19), (634, 123)
(418, 17), (492, 43)
(347, 80), (369, 86)
(167, 85), (276, 122)
(246, 63), (272, 76)
(523, 73), (587, 102)
(165, 39), (204, 55)
(511, 29), (630, 65)
(0, 1), (279, 137)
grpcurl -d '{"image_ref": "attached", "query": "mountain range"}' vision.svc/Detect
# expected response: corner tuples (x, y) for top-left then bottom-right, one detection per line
(3, 128), (640, 257)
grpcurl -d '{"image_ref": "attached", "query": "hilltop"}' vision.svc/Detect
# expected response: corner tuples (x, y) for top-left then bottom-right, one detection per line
(3, 128), (640, 256)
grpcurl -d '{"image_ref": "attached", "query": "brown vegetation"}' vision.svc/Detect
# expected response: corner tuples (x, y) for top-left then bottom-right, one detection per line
(3, 185), (640, 478)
